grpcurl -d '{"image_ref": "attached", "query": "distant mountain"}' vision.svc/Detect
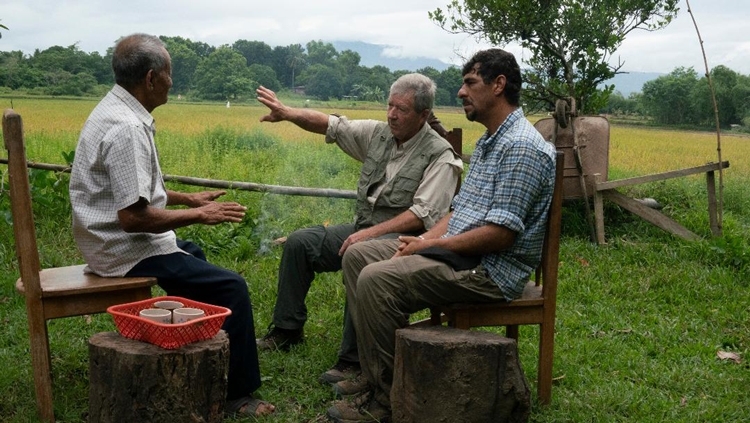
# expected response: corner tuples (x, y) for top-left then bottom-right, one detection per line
(331, 41), (660, 95)
(602, 71), (663, 96)
(331, 41), (453, 72)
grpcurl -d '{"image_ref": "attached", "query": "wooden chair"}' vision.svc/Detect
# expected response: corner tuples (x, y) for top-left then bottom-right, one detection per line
(2, 109), (158, 422)
(424, 150), (564, 405)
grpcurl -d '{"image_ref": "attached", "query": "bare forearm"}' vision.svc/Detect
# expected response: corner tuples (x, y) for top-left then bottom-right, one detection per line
(432, 223), (515, 256)
(366, 210), (424, 238)
(118, 206), (204, 234)
(118, 198), (246, 234)
(283, 108), (330, 134)
(421, 213), (451, 239)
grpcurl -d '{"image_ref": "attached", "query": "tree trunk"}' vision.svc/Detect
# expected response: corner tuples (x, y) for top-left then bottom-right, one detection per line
(392, 326), (531, 423)
(88, 331), (229, 423)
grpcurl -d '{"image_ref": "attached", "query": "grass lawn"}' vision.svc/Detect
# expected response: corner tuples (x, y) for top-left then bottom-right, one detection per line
(0, 98), (748, 422)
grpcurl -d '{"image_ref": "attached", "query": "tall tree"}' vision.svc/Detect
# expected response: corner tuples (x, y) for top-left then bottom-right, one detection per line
(306, 40), (338, 67)
(285, 44), (307, 88)
(233, 40), (274, 67)
(641, 67), (698, 125)
(301, 64), (343, 100)
(430, 0), (679, 114)
(192, 47), (255, 101)
(161, 38), (201, 95)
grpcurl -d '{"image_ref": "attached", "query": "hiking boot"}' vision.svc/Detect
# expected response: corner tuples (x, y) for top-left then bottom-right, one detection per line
(256, 326), (304, 352)
(332, 373), (369, 399)
(326, 391), (391, 423)
(319, 359), (361, 385)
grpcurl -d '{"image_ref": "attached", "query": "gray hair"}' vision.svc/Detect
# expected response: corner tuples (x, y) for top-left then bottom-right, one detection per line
(389, 73), (436, 114)
(112, 33), (168, 89)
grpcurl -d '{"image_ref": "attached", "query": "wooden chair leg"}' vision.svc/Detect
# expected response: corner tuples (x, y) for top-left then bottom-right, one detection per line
(27, 316), (55, 422)
(451, 312), (471, 330)
(429, 307), (443, 325)
(505, 324), (519, 340)
(537, 322), (554, 405)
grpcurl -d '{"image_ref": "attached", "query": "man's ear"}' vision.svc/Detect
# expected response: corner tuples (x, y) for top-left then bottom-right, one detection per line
(494, 75), (506, 96)
(145, 69), (155, 90)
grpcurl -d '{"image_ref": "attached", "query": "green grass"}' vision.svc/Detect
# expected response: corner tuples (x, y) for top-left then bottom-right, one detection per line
(1, 99), (749, 422)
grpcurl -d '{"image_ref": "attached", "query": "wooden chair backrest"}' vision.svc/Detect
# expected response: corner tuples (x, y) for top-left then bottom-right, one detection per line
(538, 151), (565, 296)
(3, 109), (43, 297)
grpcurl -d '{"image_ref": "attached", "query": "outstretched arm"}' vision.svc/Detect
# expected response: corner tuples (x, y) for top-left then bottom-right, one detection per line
(256, 85), (329, 134)
(118, 193), (246, 234)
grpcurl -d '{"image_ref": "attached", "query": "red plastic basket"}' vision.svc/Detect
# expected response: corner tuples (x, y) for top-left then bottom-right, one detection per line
(107, 296), (232, 349)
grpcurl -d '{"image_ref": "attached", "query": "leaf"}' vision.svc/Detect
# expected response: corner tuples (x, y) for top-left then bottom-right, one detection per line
(577, 257), (590, 267)
(717, 350), (741, 364)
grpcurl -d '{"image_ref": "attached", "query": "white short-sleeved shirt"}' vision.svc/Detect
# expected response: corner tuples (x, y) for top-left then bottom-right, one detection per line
(69, 85), (183, 277)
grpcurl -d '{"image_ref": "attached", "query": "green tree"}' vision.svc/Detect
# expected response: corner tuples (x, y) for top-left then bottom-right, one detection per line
(248, 64), (281, 92)
(271, 44), (307, 88)
(302, 64), (343, 100)
(641, 67), (699, 125)
(193, 47), (255, 101)
(435, 66), (463, 106)
(306, 40), (338, 67)
(601, 91), (639, 115)
(162, 38), (201, 95)
(430, 0), (679, 114)
(233, 40), (274, 67)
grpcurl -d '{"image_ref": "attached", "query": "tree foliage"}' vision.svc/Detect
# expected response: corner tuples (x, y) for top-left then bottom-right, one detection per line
(429, 0), (679, 114)
(640, 66), (750, 128)
(192, 47), (256, 101)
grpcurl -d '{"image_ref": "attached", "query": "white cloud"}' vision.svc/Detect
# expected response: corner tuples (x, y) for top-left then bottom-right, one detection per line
(1, 0), (748, 74)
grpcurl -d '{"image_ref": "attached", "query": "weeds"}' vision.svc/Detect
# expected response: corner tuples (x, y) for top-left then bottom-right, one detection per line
(0, 99), (748, 422)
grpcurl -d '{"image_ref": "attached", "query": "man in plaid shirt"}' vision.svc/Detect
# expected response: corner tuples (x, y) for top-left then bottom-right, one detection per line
(326, 48), (557, 423)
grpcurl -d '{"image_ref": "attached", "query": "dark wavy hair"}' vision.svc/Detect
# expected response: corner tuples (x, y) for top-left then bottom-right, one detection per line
(462, 49), (522, 106)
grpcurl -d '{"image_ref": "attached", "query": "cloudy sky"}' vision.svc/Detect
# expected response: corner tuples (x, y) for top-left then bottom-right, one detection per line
(2, 0), (748, 74)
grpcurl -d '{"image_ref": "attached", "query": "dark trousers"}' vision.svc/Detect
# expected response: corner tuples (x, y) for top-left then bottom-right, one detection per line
(273, 223), (403, 364)
(273, 224), (358, 363)
(126, 240), (260, 400)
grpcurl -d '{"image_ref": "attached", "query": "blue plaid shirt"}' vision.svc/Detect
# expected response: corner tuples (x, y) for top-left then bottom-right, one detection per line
(447, 108), (556, 300)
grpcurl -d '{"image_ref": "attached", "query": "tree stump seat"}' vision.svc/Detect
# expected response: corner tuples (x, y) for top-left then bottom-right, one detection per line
(88, 331), (229, 423)
(391, 326), (531, 423)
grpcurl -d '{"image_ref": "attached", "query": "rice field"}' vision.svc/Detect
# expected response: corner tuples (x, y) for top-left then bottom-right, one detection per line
(4, 97), (747, 184)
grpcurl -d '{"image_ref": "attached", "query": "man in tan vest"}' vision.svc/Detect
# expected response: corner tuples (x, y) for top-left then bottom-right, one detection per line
(255, 74), (462, 397)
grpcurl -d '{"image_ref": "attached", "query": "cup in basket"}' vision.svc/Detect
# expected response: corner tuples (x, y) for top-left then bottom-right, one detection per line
(153, 300), (185, 310)
(173, 307), (206, 324)
(139, 308), (172, 324)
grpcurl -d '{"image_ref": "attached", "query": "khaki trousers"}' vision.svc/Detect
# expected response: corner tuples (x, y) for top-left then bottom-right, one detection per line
(342, 239), (507, 408)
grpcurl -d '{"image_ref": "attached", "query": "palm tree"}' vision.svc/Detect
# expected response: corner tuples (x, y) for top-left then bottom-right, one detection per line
(286, 45), (306, 89)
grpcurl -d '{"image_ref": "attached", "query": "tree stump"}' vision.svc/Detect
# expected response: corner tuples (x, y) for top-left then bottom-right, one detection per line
(88, 331), (229, 423)
(391, 326), (531, 423)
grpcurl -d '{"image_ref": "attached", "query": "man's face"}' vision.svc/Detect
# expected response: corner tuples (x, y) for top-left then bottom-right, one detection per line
(146, 48), (173, 111)
(386, 91), (428, 142)
(457, 64), (494, 123)
(152, 51), (173, 108)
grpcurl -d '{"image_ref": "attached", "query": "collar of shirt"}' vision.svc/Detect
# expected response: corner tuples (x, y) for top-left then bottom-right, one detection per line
(391, 122), (430, 160)
(475, 108), (524, 160)
(110, 84), (156, 134)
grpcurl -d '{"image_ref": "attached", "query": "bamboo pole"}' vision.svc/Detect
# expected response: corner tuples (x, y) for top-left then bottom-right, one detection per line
(0, 158), (357, 200)
(686, 0), (724, 236)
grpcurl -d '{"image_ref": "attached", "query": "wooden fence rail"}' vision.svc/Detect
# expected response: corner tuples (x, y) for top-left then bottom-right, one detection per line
(0, 158), (357, 200)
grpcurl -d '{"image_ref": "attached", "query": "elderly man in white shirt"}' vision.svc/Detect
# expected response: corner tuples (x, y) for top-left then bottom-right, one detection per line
(69, 33), (273, 418)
